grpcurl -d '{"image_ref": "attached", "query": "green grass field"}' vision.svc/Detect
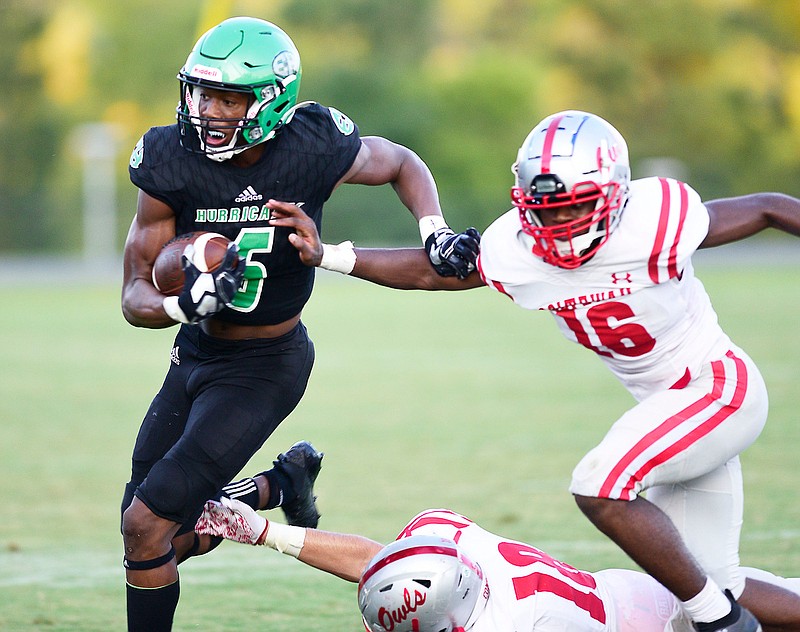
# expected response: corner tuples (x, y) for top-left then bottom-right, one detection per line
(1, 261), (799, 631)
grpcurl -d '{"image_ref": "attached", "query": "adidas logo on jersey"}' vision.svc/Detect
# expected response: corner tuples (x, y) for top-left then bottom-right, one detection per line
(170, 346), (181, 366)
(235, 186), (263, 203)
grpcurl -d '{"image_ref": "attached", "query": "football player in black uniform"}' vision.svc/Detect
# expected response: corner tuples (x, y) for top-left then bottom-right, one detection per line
(120, 16), (479, 632)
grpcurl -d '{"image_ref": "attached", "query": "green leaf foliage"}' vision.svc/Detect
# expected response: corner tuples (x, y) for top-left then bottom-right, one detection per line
(3, 0), (800, 251)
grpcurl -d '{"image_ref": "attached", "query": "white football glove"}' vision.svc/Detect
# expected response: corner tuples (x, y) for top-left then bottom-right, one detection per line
(196, 497), (268, 545)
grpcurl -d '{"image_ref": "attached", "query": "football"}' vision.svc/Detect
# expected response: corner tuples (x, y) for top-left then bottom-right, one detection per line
(152, 231), (233, 296)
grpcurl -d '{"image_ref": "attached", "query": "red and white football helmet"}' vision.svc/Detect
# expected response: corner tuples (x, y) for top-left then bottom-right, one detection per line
(511, 110), (630, 269)
(358, 535), (488, 632)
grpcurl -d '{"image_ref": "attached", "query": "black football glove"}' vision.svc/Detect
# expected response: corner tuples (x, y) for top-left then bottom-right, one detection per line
(168, 242), (245, 324)
(210, 242), (246, 306)
(424, 227), (481, 279)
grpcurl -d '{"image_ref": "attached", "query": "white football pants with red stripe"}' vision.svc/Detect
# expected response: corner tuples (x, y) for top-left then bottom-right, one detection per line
(569, 346), (767, 597)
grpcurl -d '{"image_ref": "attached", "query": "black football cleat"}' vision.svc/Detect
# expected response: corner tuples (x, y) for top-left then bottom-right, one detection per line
(273, 441), (323, 528)
(693, 591), (762, 632)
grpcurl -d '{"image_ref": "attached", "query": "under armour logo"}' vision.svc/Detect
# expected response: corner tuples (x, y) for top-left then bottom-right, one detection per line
(170, 346), (181, 365)
(611, 272), (632, 285)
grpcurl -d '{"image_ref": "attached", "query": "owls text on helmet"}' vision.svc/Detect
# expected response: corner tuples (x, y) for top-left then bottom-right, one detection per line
(358, 535), (488, 632)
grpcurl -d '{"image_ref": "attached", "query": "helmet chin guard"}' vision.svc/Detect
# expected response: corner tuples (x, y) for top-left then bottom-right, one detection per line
(176, 16), (302, 161)
(358, 535), (488, 632)
(511, 110), (630, 268)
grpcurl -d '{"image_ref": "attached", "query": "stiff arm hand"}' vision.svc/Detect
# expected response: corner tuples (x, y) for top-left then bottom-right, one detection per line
(268, 199), (485, 291)
(267, 199), (358, 274)
(267, 200), (324, 266)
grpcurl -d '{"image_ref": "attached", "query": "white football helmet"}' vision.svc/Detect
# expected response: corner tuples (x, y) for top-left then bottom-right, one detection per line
(358, 535), (488, 632)
(511, 110), (630, 269)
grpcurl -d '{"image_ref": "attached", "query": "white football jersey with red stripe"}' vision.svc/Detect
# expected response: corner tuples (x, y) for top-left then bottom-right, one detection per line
(395, 509), (615, 632)
(478, 177), (733, 401)
(395, 509), (693, 632)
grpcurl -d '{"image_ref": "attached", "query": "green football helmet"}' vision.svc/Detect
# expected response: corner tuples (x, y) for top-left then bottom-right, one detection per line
(177, 17), (302, 161)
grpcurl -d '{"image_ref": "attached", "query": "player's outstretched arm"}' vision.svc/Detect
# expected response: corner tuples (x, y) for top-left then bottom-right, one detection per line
(349, 247), (485, 290)
(268, 199), (485, 291)
(196, 498), (380, 582)
(300, 529), (382, 583)
(702, 192), (800, 248)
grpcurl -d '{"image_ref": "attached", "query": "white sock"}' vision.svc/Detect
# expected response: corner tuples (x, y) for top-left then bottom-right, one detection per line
(681, 577), (732, 623)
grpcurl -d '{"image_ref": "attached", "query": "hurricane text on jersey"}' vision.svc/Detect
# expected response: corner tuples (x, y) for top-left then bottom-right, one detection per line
(129, 103), (360, 325)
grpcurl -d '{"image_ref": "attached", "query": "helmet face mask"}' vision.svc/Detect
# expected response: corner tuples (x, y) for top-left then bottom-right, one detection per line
(511, 111), (630, 269)
(358, 535), (488, 632)
(176, 17), (302, 161)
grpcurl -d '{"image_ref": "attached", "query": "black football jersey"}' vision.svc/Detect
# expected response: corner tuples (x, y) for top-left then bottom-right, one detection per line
(129, 102), (361, 325)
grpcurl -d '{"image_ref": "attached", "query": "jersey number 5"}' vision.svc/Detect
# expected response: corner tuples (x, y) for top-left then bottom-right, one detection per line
(228, 227), (275, 313)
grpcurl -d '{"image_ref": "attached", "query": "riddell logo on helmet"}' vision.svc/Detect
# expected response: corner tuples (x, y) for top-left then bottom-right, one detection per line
(190, 64), (223, 81)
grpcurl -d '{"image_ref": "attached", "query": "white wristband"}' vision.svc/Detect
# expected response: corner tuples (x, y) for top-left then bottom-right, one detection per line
(263, 522), (307, 558)
(320, 241), (356, 274)
(163, 295), (190, 324)
(418, 215), (448, 244)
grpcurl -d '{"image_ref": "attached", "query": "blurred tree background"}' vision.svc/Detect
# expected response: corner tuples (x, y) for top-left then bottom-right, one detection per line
(2, 0), (800, 255)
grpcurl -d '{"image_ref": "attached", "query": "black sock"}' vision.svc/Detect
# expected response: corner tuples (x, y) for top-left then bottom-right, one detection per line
(221, 468), (292, 510)
(221, 475), (261, 509)
(126, 580), (180, 632)
(262, 468), (291, 509)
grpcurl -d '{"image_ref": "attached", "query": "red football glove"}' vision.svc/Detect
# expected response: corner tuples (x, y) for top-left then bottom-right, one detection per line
(195, 497), (268, 545)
